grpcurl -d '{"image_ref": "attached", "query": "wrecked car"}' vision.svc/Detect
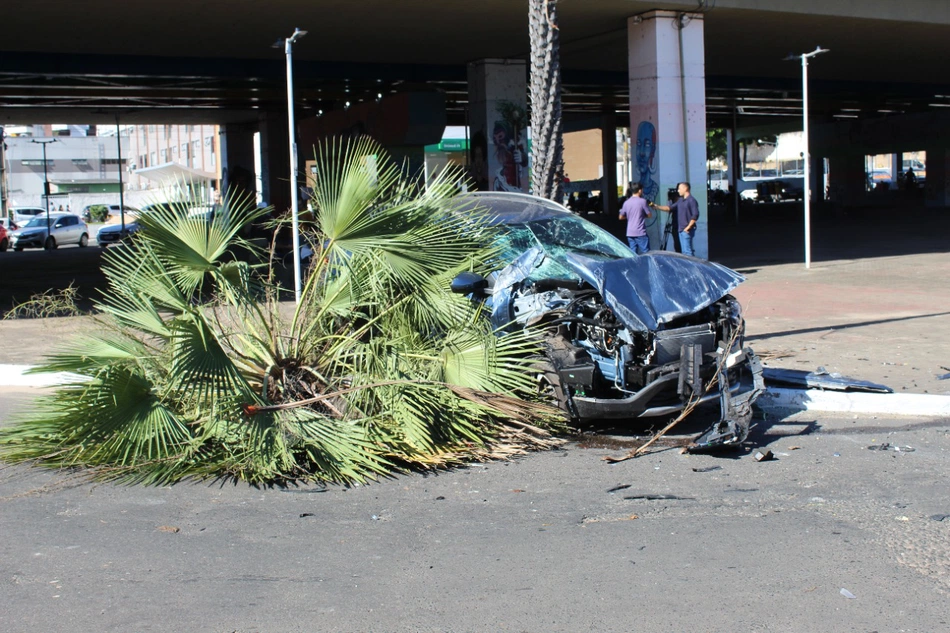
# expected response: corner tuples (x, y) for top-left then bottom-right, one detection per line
(451, 192), (764, 452)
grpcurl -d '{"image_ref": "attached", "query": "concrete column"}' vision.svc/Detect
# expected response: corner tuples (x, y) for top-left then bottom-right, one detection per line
(389, 146), (426, 180)
(601, 109), (618, 214)
(890, 154), (901, 182)
(809, 154), (824, 203)
(219, 122), (256, 200)
(467, 59), (529, 193)
(258, 112), (290, 214)
(924, 146), (949, 207)
(628, 11), (708, 257)
(827, 154), (867, 207)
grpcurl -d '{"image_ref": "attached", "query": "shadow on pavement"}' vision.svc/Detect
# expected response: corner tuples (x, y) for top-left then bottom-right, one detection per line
(745, 311), (950, 342)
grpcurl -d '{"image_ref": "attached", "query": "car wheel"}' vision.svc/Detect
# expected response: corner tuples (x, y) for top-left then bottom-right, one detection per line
(45, 236), (57, 250)
(79, 233), (89, 248)
(0, 238), (7, 252)
(14, 245), (23, 252)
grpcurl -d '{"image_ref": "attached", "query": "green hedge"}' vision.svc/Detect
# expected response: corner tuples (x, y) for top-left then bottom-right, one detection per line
(86, 205), (110, 223)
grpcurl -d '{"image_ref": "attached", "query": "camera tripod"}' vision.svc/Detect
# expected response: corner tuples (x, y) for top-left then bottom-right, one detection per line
(660, 211), (675, 251)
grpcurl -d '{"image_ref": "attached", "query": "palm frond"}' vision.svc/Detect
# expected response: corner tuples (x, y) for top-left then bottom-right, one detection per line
(1, 137), (562, 486)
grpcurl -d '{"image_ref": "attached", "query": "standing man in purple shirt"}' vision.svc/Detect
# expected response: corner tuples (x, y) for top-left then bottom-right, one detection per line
(650, 181), (700, 257)
(618, 183), (652, 254)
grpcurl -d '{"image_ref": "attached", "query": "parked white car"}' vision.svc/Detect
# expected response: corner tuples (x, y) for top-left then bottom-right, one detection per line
(10, 206), (47, 226)
(10, 213), (90, 250)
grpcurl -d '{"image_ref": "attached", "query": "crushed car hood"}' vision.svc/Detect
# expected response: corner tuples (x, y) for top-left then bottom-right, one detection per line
(492, 247), (745, 333)
(563, 252), (745, 332)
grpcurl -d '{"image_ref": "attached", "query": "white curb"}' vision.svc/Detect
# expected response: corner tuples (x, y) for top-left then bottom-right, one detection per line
(2, 365), (949, 418)
(757, 387), (950, 417)
(0, 365), (88, 388)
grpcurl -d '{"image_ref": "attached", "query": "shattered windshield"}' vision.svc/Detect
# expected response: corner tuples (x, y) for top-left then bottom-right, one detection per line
(456, 191), (634, 281)
(495, 216), (632, 279)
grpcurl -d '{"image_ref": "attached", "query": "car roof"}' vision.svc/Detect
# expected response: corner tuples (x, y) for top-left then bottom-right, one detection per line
(456, 191), (574, 225)
(26, 212), (71, 220)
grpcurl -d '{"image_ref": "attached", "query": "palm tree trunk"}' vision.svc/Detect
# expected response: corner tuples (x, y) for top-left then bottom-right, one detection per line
(529, 0), (564, 201)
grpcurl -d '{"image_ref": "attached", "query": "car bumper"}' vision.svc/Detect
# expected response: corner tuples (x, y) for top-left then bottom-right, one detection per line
(570, 348), (763, 419)
(10, 235), (45, 249)
(97, 230), (134, 245)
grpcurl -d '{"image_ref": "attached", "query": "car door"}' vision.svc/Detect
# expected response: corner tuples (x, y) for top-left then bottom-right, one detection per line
(65, 216), (81, 244)
(52, 216), (68, 244)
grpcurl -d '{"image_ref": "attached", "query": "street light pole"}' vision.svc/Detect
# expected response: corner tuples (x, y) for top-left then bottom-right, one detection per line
(277, 28), (308, 303)
(0, 126), (8, 221)
(30, 138), (57, 241)
(788, 46), (829, 269)
(116, 116), (126, 232)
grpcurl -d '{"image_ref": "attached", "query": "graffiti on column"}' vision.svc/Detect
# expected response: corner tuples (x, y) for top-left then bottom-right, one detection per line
(634, 120), (659, 203)
(492, 101), (528, 192)
(468, 130), (489, 191)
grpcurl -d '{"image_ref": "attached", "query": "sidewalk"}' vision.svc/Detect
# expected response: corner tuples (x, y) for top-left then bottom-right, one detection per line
(712, 202), (950, 397)
(732, 252), (950, 396)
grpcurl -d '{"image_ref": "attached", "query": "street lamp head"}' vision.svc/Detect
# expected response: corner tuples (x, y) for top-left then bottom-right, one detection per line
(785, 47), (830, 61)
(274, 28), (307, 49)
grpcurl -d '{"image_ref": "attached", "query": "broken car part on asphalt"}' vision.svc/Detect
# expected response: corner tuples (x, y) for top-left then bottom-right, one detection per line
(762, 367), (893, 393)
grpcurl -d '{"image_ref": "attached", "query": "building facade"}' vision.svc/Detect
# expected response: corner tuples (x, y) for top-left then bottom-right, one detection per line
(1, 132), (128, 212)
(126, 124), (221, 197)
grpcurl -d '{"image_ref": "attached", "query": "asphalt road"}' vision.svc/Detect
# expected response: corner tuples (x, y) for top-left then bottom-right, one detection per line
(2, 388), (949, 632)
(0, 240), (106, 316)
(2, 207), (949, 631)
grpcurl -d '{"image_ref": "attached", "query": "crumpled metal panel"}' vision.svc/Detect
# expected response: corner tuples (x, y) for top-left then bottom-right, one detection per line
(489, 246), (544, 330)
(562, 251), (745, 332)
(466, 191), (745, 333)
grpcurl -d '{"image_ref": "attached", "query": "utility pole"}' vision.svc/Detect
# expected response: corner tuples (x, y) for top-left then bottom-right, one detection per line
(275, 27), (308, 303)
(30, 138), (57, 240)
(786, 46), (829, 269)
(116, 117), (126, 231)
(0, 127), (8, 220)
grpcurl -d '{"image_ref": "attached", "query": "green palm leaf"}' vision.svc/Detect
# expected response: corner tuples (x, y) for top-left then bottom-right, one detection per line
(1, 137), (562, 486)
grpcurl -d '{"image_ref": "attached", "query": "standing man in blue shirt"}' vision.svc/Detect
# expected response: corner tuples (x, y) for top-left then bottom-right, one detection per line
(650, 181), (700, 257)
(619, 183), (652, 254)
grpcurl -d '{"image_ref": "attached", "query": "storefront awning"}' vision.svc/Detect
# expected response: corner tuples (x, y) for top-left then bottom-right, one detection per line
(133, 161), (216, 183)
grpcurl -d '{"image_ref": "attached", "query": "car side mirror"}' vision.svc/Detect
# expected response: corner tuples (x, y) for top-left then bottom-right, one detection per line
(450, 272), (488, 296)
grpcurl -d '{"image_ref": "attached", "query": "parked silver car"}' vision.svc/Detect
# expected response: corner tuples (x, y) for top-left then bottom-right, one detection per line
(10, 213), (90, 250)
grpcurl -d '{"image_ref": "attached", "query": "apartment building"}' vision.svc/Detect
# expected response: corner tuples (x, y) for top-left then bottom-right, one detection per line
(127, 124), (221, 196)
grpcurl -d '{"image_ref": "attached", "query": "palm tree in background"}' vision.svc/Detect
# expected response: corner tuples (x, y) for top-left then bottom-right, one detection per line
(528, 0), (564, 201)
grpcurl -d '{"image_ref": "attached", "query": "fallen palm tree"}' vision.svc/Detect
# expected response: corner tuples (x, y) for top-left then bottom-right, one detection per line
(0, 137), (562, 485)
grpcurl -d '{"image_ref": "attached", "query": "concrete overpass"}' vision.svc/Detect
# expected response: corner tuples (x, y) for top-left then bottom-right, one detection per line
(3, 1), (949, 123)
(2, 0), (949, 254)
